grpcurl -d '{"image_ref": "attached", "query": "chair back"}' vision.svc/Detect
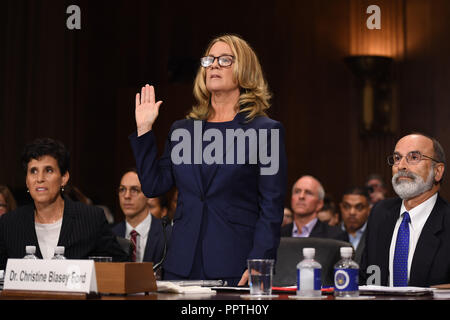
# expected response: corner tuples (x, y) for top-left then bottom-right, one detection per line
(273, 237), (353, 287)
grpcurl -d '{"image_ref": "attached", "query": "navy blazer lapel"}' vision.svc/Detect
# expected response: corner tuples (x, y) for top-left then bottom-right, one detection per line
(204, 112), (248, 193)
(409, 195), (444, 286)
(378, 199), (401, 285)
(58, 199), (76, 248)
(191, 119), (206, 197)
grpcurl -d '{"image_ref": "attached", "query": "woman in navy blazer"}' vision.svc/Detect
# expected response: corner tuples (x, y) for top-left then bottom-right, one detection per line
(129, 34), (287, 286)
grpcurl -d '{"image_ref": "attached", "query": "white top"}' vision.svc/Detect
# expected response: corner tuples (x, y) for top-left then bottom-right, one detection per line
(35, 219), (63, 259)
(388, 192), (437, 286)
(125, 212), (152, 262)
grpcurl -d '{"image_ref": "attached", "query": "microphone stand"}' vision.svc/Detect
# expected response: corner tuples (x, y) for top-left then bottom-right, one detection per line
(153, 216), (169, 272)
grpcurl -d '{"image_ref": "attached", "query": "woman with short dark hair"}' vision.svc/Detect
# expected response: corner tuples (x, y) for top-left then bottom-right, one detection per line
(0, 138), (128, 269)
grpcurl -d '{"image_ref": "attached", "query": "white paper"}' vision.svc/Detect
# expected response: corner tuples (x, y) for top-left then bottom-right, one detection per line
(359, 285), (435, 295)
(156, 281), (215, 294)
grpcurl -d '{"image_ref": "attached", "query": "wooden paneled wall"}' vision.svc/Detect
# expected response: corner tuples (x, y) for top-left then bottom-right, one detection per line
(2, 0), (450, 220)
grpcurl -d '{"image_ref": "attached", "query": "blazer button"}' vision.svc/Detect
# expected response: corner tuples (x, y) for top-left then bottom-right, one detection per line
(200, 195), (205, 202)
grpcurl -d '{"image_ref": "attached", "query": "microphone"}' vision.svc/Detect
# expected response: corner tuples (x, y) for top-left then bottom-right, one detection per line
(153, 215), (170, 271)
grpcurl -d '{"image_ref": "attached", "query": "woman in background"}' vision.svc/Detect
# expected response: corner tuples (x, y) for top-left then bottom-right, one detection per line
(0, 185), (17, 216)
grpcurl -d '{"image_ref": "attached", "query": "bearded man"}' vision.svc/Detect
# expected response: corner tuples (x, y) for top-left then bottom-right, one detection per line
(360, 133), (450, 287)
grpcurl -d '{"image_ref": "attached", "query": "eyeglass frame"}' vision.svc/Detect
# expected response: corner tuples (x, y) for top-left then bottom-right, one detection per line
(200, 55), (235, 68)
(117, 186), (142, 196)
(387, 151), (440, 166)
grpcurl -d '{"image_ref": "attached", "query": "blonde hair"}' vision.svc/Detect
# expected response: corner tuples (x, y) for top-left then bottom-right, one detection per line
(188, 34), (271, 121)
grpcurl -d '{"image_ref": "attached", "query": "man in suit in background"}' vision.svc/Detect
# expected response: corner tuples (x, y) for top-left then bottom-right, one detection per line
(361, 133), (450, 287)
(281, 175), (348, 241)
(339, 187), (370, 265)
(112, 168), (170, 264)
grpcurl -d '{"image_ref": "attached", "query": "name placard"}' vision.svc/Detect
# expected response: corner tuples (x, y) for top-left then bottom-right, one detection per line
(4, 259), (97, 293)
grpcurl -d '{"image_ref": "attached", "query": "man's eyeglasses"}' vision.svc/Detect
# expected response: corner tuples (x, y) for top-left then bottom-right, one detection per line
(118, 186), (142, 196)
(200, 55), (235, 68)
(387, 151), (440, 166)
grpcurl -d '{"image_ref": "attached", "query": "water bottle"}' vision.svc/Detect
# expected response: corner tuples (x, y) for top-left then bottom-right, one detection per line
(23, 246), (38, 259)
(297, 248), (322, 297)
(51, 246), (66, 260)
(334, 247), (359, 297)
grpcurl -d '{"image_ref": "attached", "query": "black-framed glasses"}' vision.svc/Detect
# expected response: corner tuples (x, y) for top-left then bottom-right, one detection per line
(118, 186), (142, 196)
(200, 55), (235, 68)
(387, 151), (440, 166)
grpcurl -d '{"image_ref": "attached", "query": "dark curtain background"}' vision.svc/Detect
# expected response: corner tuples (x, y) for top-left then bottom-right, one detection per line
(1, 0), (450, 222)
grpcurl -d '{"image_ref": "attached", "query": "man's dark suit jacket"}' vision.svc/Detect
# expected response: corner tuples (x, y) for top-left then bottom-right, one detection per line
(360, 194), (450, 287)
(111, 215), (170, 264)
(353, 227), (367, 266)
(280, 219), (349, 242)
(0, 198), (128, 269)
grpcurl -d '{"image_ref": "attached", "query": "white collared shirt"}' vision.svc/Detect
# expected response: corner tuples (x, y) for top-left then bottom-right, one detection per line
(292, 218), (318, 237)
(125, 212), (152, 262)
(341, 222), (367, 250)
(388, 192), (437, 286)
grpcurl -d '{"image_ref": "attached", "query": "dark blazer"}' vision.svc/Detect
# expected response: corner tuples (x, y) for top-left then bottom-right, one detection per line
(0, 198), (128, 269)
(111, 215), (170, 264)
(129, 112), (287, 279)
(360, 195), (450, 287)
(353, 227), (367, 266)
(280, 219), (349, 242)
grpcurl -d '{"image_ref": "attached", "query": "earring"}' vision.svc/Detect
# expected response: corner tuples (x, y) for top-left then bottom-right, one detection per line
(27, 189), (30, 193)
(61, 186), (65, 192)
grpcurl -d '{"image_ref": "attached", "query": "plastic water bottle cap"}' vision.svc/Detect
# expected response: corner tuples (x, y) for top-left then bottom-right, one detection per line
(303, 247), (315, 258)
(25, 246), (36, 254)
(340, 247), (353, 258)
(55, 246), (65, 255)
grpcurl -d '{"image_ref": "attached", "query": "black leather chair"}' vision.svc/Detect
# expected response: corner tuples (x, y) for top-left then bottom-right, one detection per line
(116, 236), (133, 261)
(273, 237), (353, 287)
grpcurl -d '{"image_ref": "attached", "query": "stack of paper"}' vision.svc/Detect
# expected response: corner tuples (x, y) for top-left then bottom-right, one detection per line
(431, 284), (450, 299)
(359, 285), (435, 296)
(156, 281), (216, 294)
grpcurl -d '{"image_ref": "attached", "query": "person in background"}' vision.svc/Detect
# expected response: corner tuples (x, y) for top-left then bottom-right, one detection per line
(361, 133), (450, 287)
(148, 195), (168, 220)
(0, 185), (17, 216)
(365, 173), (388, 208)
(64, 184), (115, 224)
(339, 187), (370, 264)
(281, 175), (348, 241)
(317, 193), (340, 226)
(0, 138), (128, 269)
(282, 207), (293, 227)
(112, 168), (169, 264)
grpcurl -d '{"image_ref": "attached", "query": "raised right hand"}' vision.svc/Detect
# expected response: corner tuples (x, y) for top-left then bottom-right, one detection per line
(135, 84), (163, 136)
